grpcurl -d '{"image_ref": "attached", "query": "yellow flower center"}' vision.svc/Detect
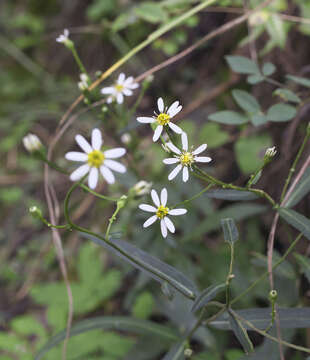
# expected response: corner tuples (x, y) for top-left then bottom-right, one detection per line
(157, 113), (170, 126)
(156, 205), (169, 219)
(88, 150), (105, 168)
(180, 152), (194, 166)
(115, 84), (124, 92)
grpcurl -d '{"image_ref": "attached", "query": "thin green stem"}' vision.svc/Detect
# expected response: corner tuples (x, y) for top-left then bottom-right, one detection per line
(232, 310), (310, 354)
(280, 128), (310, 202)
(171, 184), (214, 209)
(231, 233), (303, 305)
(78, 183), (118, 202)
(71, 45), (88, 75)
(225, 244), (234, 307)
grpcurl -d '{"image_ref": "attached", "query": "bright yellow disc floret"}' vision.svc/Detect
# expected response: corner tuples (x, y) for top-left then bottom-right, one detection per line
(180, 152), (194, 166)
(115, 84), (124, 92)
(88, 150), (105, 168)
(157, 113), (170, 126)
(156, 205), (169, 219)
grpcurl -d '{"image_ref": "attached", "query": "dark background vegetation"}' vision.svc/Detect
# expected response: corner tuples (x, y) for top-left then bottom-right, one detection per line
(0, 0), (310, 359)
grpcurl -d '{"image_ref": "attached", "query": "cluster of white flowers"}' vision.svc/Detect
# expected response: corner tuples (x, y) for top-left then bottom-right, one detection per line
(101, 73), (139, 104)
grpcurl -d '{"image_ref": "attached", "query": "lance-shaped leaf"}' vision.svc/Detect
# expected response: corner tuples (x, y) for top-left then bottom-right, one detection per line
(286, 75), (310, 88)
(206, 189), (258, 201)
(36, 316), (178, 360)
(191, 283), (226, 312)
(278, 208), (310, 240)
(210, 307), (310, 330)
(228, 309), (254, 354)
(294, 253), (310, 283)
(221, 218), (239, 244)
(162, 341), (186, 360)
(284, 167), (310, 208)
(82, 233), (197, 299)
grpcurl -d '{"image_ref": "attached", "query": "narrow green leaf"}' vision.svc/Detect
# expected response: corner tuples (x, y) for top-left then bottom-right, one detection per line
(36, 317), (178, 360)
(208, 110), (248, 125)
(206, 189), (258, 201)
(225, 56), (260, 75)
(210, 307), (310, 330)
(82, 233), (197, 299)
(232, 89), (261, 113)
(191, 283), (225, 312)
(274, 88), (301, 104)
(278, 208), (310, 240)
(162, 341), (185, 360)
(287, 74), (310, 88)
(266, 14), (286, 48)
(285, 167), (310, 208)
(135, 2), (168, 24)
(267, 103), (297, 122)
(262, 62), (276, 76)
(294, 253), (310, 283)
(228, 310), (254, 354)
(221, 218), (238, 244)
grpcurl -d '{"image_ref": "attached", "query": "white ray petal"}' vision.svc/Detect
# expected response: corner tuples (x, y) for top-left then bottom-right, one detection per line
(139, 204), (157, 213)
(194, 156), (212, 163)
(124, 76), (134, 85)
(104, 159), (126, 173)
(123, 88), (133, 96)
(168, 208), (187, 216)
(193, 143), (207, 155)
(116, 92), (124, 104)
(153, 125), (163, 142)
(65, 152), (88, 162)
(168, 164), (182, 181)
(166, 142), (181, 155)
(160, 219), (168, 238)
(91, 128), (102, 150)
(129, 82), (139, 89)
(182, 166), (189, 182)
(181, 132), (188, 151)
(104, 148), (126, 158)
(169, 105), (182, 117)
(88, 167), (99, 189)
(168, 122), (182, 134)
(143, 215), (157, 228)
(137, 116), (155, 124)
(157, 97), (164, 113)
(163, 158), (179, 165)
(75, 135), (92, 154)
(167, 101), (179, 116)
(151, 189), (160, 207)
(118, 73), (125, 84)
(161, 188), (168, 206)
(70, 164), (90, 181)
(164, 216), (175, 233)
(100, 165), (115, 184)
(101, 87), (115, 94)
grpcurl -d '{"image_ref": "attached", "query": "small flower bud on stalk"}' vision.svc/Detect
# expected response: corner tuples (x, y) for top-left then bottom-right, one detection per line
(29, 206), (43, 220)
(56, 29), (74, 50)
(117, 195), (128, 209)
(264, 146), (277, 164)
(184, 348), (193, 358)
(133, 181), (152, 196)
(269, 289), (278, 301)
(23, 134), (43, 153)
(78, 73), (90, 91)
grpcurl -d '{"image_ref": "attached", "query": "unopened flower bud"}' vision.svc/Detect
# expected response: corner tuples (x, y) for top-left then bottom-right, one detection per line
(29, 206), (43, 219)
(56, 29), (73, 49)
(184, 348), (193, 358)
(117, 195), (128, 209)
(264, 146), (277, 160)
(133, 181), (152, 196)
(78, 73), (89, 91)
(121, 133), (132, 145)
(23, 133), (43, 153)
(249, 10), (269, 26)
(269, 289), (278, 301)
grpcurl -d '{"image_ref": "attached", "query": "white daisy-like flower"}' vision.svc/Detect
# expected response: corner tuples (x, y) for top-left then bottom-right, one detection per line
(78, 73), (89, 91)
(65, 128), (126, 189)
(137, 97), (183, 142)
(139, 188), (187, 238)
(101, 73), (139, 104)
(163, 133), (212, 182)
(56, 29), (70, 44)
